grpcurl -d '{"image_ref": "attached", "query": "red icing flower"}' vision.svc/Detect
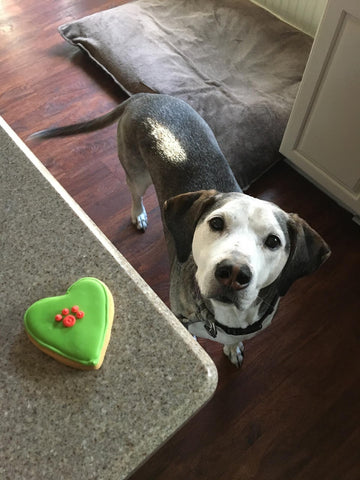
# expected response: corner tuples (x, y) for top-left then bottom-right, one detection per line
(54, 306), (85, 326)
(63, 314), (76, 327)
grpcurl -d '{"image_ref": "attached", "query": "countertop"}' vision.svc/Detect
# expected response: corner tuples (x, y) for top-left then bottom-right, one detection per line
(0, 118), (217, 480)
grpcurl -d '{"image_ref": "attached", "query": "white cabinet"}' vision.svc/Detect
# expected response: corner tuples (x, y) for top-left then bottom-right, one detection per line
(280, 0), (360, 218)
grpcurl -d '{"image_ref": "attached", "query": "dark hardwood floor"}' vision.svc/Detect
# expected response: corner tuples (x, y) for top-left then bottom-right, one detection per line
(1, 1), (359, 479)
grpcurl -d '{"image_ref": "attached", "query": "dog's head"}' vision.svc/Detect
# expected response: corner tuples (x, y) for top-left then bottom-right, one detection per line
(164, 190), (330, 309)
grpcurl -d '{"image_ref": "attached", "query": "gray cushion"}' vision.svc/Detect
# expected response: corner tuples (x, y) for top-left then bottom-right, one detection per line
(59, 0), (312, 188)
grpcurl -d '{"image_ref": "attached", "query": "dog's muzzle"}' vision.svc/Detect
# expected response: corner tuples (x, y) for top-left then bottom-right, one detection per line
(215, 260), (252, 290)
(213, 260), (252, 304)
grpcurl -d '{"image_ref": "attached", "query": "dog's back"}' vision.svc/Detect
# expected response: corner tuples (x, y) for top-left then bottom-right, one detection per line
(116, 94), (241, 208)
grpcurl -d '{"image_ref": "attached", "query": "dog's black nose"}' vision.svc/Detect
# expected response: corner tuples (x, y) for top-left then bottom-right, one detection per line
(215, 261), (252, 290)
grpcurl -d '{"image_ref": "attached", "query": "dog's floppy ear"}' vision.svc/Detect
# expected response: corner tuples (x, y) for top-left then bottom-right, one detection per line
(278, 214), (331, 296)
(164, 189), (218, 263)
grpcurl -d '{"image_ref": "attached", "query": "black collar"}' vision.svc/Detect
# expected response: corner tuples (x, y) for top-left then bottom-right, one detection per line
(205, 295), (279, 338)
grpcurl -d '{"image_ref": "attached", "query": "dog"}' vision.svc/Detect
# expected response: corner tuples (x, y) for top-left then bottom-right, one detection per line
(30, 93), (331, 366)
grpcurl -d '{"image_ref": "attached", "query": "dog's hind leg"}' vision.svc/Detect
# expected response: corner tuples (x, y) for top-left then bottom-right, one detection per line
(126, 171), (152, 231)
(117, 126), (153, 231)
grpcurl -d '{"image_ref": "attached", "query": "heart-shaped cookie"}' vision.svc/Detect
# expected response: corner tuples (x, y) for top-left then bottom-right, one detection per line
(24, 278), (114, 370)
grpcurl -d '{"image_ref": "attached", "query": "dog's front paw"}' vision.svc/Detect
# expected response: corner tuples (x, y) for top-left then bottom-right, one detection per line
(223, 342), (244, 367)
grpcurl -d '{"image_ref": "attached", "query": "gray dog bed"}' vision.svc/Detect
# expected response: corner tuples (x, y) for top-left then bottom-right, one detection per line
(59, 0), (313, 188)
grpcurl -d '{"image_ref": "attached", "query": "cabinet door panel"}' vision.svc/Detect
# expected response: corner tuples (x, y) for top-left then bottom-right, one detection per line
(280, 0), (360, 215)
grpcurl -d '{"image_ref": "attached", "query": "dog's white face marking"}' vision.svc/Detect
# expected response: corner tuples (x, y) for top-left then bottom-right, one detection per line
(192, 194), (290, 313)
(147, 118), (187, 164)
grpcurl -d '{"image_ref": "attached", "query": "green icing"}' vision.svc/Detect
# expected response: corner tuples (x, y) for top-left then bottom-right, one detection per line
(24, 278), (111, 366)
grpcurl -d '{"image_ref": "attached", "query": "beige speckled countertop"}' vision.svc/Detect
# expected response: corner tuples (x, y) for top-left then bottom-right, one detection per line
(0, 118), (217, 480)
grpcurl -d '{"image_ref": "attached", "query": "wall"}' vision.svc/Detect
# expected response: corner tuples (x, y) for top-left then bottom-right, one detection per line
(251, 0), (328, 36)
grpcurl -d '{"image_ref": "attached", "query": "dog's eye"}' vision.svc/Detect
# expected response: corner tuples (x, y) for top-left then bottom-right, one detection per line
(209, 216), (224, 231)
(265, 234), (281, 250)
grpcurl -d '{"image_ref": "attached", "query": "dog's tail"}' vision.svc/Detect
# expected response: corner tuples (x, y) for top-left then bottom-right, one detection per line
(28, 96), (133, 140)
